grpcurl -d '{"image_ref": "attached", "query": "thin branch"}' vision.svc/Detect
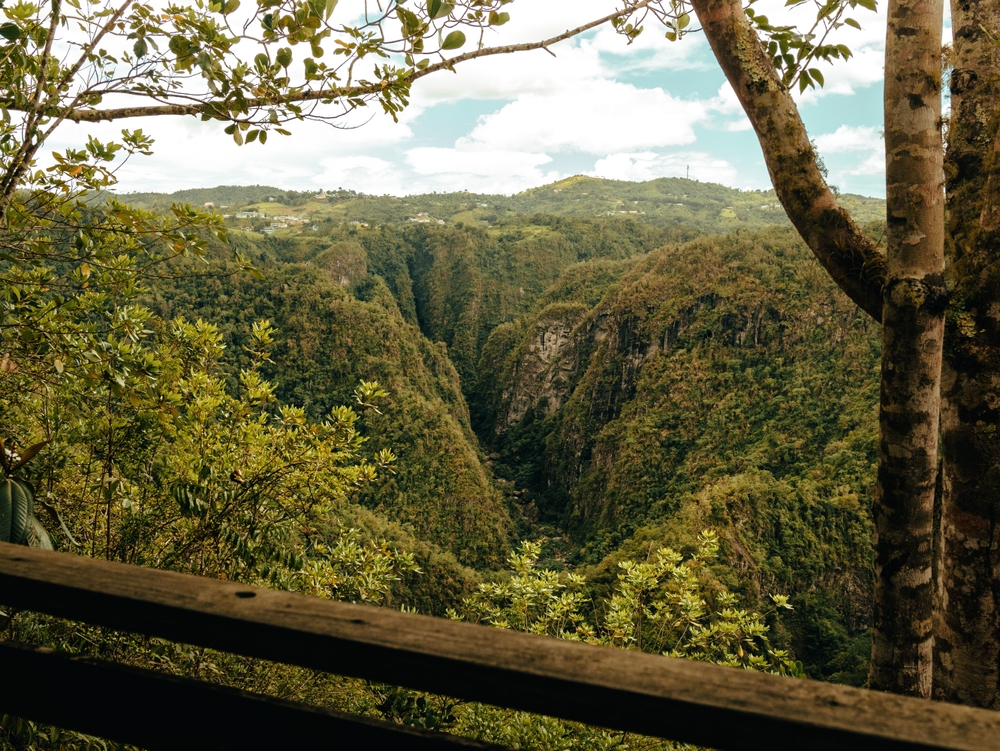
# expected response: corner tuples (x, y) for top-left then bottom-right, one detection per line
(52, 0), (656, 123)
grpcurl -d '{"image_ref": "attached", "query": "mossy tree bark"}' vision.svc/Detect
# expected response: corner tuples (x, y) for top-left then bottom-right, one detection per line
(691, 0), (946, 699)
(689, 0), (886, 323)
(872, 0), (946, 698)
(936, 0), (1000, 708)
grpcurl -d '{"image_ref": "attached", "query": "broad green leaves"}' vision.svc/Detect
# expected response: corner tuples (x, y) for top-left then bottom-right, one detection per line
(428, 0), (454, 20)
(0, 477), (49, 548)
(441, 29), (466, 50)
(0, 22), (21, 41)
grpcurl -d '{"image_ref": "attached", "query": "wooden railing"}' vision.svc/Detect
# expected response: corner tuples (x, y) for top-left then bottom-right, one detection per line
(1, 543), (999, 751)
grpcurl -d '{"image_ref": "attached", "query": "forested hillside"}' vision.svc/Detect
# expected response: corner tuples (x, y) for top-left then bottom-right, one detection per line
(476, 227), (879, 683)
(125, 176), (882, 682)
(3, 175), (885, 749)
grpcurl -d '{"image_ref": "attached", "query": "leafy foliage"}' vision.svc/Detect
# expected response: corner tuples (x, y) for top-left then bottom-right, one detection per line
(429, 533), (800, 750)
(611, 0), (878, 93)
(457, 532), (802, 674)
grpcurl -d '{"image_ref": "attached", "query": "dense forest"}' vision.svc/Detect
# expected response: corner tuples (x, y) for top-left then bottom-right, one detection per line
(2, 176), (885, 749)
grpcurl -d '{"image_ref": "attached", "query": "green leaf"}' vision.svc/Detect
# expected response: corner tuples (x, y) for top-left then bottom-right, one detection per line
(0, 480), (12, 543)
(677, 13), (690, 29)
(223, 0), (240, 14)
(133, 38), (148, 58)
(10, 440), (49, 473)
(325, 0), (337, 20)
(809, 68), (824, 86)
(844, 17), (861, 29)
(276, 47), (292, 67)
(10, 479), (31, 545)
(397, 7), (421, 35)
(441, 30), (465, 50)
(855, 0), (877, 10)
(0, 23), (21, 41)
(429, 0), (454, 19)
(29, 516), (53, 551)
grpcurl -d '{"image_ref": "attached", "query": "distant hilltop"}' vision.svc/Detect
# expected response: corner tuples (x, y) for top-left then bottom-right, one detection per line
(116, 175), (885, 232)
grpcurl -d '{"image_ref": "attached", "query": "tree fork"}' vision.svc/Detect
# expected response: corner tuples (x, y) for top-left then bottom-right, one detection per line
(692, 0), (950, 697)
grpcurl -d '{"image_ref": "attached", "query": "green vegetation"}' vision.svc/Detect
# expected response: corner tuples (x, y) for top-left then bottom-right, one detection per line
(1, 175), (886, 749)
(477, 225), (879, 684)
(117, 175), (886, 234)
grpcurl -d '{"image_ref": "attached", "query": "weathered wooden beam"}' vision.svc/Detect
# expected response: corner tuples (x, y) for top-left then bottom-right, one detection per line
(0, 641), (504, 751)
(2, 543), (999, 751)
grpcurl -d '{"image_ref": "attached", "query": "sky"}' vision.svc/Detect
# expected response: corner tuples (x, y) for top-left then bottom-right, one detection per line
(57, 0), (892, 198)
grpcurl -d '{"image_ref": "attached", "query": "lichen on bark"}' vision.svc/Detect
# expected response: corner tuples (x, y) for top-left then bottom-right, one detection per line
(691, 0), (886, 324)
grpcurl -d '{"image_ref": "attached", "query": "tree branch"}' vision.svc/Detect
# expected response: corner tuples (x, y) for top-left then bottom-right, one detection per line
(54, 0), (655, 123)
(691, 0), (886, 322)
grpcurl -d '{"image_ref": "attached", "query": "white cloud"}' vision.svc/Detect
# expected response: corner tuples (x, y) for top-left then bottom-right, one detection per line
(706, 82), (753, 131)
(45, 103), (420, 194)
(847, 153), (884, 176)
(726, 119), (754, 132)
(411, 39), (605, 105)
(406, 148), (560, 194)
(458, 80), (707, 154)
(313, 156), (405, 195)
(409, 4), (715, 107)
(814, 125), (884, 190)
(815, 125), (882, 154)
(408, 148), (551, 176)
(591, 151), (738, 186)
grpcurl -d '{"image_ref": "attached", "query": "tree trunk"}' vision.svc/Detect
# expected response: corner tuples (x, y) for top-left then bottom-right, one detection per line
(693, 0), (956, 699)
(871, 0), (946, 697)
(936, 0), (1000, 708)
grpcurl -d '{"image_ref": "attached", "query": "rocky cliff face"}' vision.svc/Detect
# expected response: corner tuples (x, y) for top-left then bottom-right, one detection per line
(502, 303), (589, 428)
